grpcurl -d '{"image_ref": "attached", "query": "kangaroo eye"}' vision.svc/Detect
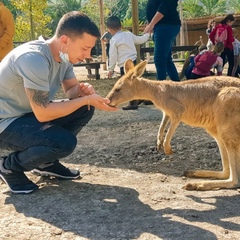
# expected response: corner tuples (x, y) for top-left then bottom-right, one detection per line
(115, 88), (121, 92)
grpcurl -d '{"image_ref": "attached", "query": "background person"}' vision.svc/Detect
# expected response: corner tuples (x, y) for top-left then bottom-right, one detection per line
(144, 0), (181, 81)
(191, 42), (224, 79)
(206, 19), (216, 50)
(0, 1), (15, 61)
(209, 14), (235, 76)
(0, 11), (117, 194)
(100, 31), (112, 65)
(106, 16), (150, 110)
(180, 44), (207, 80)
(231, 28), (240, 77)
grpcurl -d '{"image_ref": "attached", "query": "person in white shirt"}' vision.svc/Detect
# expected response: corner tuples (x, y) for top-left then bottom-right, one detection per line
(206, 19), (216, 50)
(106, 16), (150, 110)
(231, 28), (240, 76)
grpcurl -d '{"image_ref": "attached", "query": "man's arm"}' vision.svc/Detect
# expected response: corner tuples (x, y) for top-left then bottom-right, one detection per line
(25, 86), (117, 122)
(61, 77), (95, 99)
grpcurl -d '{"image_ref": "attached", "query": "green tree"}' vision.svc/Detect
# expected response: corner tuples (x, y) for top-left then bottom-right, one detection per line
(227, 0), (240, 14)
(104, 0), (129, 19)
(46, 0), (81, 35)
(124, 0), (147, 22)
(200, 0), (226, 16)
(181, 0), (226, 19)
(80, 0), (101, 25)
(11, 0), (52, 41)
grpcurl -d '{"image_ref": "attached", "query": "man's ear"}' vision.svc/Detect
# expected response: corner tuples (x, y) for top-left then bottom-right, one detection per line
(60, 35), (69, 45)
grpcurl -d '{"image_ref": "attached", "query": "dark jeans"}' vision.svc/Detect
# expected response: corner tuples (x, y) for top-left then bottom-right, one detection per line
(120, 60), (137, 76)
(191, 72), (206, 79)
(153, 24), (181, 81)
(0, 105), (94, 172)
(221, 47), (234, 76)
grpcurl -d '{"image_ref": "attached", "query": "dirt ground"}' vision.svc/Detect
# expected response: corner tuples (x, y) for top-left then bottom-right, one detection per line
(1, 63), (240, 240)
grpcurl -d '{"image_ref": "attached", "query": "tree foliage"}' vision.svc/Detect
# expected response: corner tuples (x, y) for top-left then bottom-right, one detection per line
(104, 0), (129, 19)
(81, 0), (102, 26)
(4, 0), (240, 43)
(227, 0), (240, 14)
(124, 0), (147, 23)
(181, 0), (226, 19)
(11, 0), (52, 41)
(46, 0), (81, 35)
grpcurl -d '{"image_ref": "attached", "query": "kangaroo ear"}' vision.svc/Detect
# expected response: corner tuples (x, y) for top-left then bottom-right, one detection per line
(131, 60), (147, 79)
(124, 59), (135, 74)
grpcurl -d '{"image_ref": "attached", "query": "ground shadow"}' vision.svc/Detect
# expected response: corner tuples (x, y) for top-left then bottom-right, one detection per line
(4, 179), (239, 239)
(69, 106), (221, 178)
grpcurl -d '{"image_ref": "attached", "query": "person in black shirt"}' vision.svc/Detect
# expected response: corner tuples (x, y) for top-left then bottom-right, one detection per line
(144, 0), (181, 81)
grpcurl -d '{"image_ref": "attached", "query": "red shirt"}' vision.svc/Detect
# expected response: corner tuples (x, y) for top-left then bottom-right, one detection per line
(209, 23), (234, 50)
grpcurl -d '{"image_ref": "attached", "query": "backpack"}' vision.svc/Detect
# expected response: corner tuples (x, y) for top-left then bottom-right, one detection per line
(214, 26), (228, 45)
(195, 51), (218, 72)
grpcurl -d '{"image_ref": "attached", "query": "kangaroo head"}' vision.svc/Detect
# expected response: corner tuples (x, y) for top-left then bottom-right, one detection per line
(106, 59), (147, 107)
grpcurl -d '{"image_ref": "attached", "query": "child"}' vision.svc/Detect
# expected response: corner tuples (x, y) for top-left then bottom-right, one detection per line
(182, 44), (207, 80)
(206, 19), (216, 50)
(191, 42), (224, 79)
(106, 16), (150, 110)
(231, 28), (240, 77)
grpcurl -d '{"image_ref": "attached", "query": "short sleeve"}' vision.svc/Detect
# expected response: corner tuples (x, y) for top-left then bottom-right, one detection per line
(14, 52), (50, 91)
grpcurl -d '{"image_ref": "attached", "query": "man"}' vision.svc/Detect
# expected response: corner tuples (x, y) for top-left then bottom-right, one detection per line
(0, 1), (15, 61)
(0, 11), (117, 194)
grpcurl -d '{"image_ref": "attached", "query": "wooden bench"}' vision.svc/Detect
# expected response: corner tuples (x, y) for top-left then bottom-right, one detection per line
(73, 61), (106, 80)
(140, 45), (198, 63)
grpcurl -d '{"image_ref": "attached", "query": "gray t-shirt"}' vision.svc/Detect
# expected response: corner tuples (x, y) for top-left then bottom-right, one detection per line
(0, 39), (75, 133)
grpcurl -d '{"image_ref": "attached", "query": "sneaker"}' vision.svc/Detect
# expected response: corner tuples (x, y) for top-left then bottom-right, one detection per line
(32, 161), (80, 180)
(0, 158), (38, 194)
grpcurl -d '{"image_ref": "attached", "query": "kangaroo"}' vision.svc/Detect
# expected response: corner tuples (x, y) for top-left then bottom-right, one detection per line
(106, 59), (240, 191)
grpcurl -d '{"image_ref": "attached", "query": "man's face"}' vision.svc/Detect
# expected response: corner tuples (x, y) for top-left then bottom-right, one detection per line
(67, 33), (97, 64)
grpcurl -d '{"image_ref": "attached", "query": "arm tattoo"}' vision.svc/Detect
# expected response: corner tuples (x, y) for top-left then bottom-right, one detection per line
(26, 88), (49, 108)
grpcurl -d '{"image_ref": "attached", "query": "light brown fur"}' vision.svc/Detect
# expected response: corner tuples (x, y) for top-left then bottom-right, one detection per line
(106, 59), (240, 191)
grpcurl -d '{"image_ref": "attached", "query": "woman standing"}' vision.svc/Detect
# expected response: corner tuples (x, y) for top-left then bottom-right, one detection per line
(209, 14), (235, 76)
(144, 0), (181, 81)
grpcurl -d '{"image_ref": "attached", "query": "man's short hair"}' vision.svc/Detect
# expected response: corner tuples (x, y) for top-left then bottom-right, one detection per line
(56, 11), (100, 38)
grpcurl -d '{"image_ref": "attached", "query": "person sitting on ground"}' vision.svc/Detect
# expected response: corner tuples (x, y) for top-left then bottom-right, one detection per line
(191, 42), (224, 79)
(0, 11), (117, 194)
(106, 16), (150, 110)
(179, 44), (207, 80)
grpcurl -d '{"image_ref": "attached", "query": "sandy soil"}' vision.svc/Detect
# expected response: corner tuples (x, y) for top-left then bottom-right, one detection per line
(1, 63), (240, 240)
